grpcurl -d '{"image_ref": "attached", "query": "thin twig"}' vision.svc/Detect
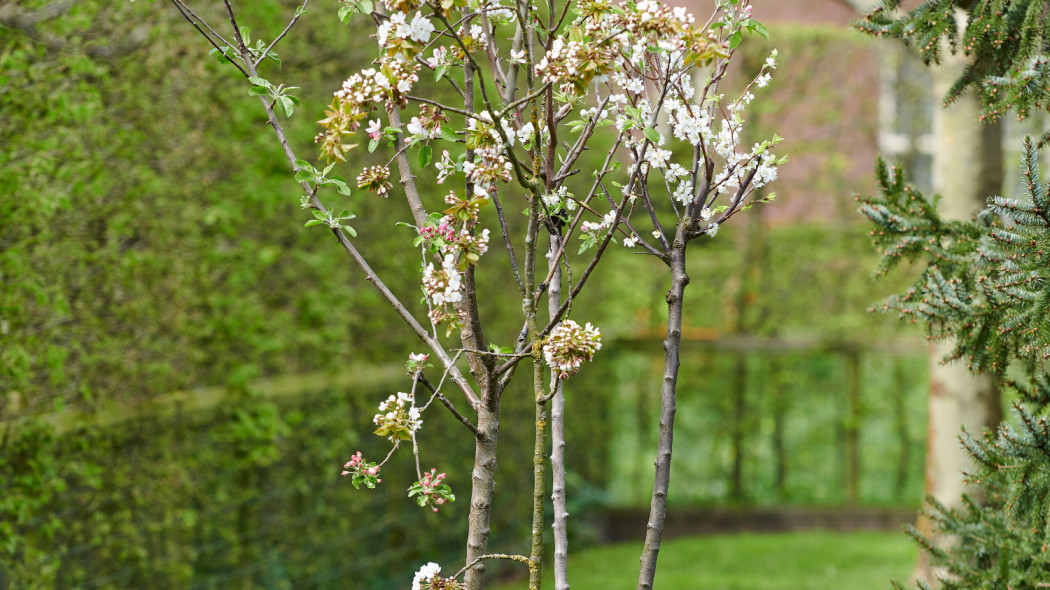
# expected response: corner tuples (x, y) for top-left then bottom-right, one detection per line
(452, 553), (532, 580)
(419, 374), (482, 437)
(492, 189), (526, 298)
(256, 0), (310, 67)
(169, 0), (248, 77)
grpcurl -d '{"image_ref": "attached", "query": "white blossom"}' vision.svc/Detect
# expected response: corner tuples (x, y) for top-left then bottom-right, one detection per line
(412, 563), (441, 590)
(404, 12), (435, 43)
(376, 21), (393, 47)
(516, 121), (535, 145)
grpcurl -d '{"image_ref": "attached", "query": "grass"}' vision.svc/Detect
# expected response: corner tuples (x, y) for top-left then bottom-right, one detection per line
(491, 530), (915, 589)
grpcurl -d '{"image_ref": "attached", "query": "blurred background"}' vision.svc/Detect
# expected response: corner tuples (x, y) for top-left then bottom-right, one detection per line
(0, 0), (1022, 588)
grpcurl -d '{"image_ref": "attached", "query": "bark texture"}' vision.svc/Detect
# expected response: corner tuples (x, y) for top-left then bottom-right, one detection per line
(912, 12), (1003, 583)
(549, 235), (569, 590)
(465, 386), (500, 590)
(637, 240), (688, 590)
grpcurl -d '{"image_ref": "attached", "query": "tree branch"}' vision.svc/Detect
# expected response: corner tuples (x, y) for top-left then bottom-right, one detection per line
(255, 0), (310, 68)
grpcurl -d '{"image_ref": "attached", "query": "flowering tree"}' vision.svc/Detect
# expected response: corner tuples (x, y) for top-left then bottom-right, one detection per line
(161, 0), (781, 588)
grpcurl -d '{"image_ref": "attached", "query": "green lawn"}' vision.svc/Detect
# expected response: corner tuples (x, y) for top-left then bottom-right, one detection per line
(491, 530), (915, 589)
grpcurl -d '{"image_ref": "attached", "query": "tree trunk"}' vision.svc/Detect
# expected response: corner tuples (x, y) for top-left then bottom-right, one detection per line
(844, 350), (861, 507)
(637, 242), (688, 590)
(548, 233), (570, 590)
(729, 354), (746, 502)
(465, 378), (500, 590)
(912, 12), (1003, 583)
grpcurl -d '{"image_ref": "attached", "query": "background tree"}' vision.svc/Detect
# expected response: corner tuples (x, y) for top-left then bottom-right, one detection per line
(857, 1), (1050, 587)
(837, 0), (1005, 580)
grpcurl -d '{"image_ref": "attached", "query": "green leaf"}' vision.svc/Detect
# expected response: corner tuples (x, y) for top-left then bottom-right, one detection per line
(279, 97), (295, 117)
(342, 225), (357, 237)
(248, 76), (270, 88)
(304, 219), (324, 227)
(418, 144), (433, 168)
(643, 127), (661, 144)
(248, 86), (270, 96)
(749, 21), (769, 39)
(368, 139), (379, 153)
(294, 169), (314, 182)
(440, 126), (459, 143)
(729, 31), (743, 49)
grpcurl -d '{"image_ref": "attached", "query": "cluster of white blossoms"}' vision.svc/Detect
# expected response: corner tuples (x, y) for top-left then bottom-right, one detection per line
(529, 0), (779, 243)
(425, 46), (452, 69)
(377, 11), (435, 47)
(419, 191), (492, 329)
(501, 118), (535, 148)
(464, 146), (512, 189)
(412, 562), (456, 590)
(542, 185), (578, 214)
(365, 60), (419, 101)
(543, 320), (603, 379)
(372, 392), (422, 442)
(422, 255), (464, 307)
(580, 210), (617, 240)
(456, 24), (488, 52)
(477, 0), (516, 22)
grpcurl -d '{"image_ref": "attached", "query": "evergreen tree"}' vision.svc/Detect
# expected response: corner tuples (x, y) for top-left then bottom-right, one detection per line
(857, 0), (1050, 140)
(857, 1), (1050, 587)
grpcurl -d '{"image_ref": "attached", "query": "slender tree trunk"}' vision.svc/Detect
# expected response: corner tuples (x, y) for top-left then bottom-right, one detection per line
(637, 241), (688, 590)
(465, 376), (500, 590)
(529, 343), (546, 590)
(548, 234), (570, 590)
(844, 350), (861, 507)
(770, 358), (787, 500)
(729, 354), (746, 502)
(912, 11), (1003, 583)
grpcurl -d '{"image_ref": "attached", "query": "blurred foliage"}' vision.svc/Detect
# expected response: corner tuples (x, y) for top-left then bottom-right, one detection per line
(0, 1), (424, 418)
(1, 3), (924, 588)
